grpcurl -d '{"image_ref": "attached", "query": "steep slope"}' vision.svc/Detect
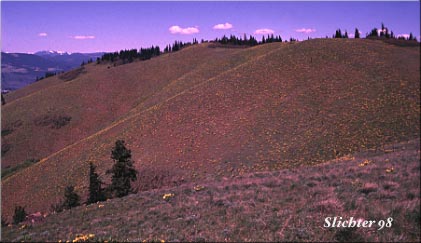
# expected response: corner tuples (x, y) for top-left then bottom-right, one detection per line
(2, 139), (420, 242)
(2, 43), (263, 169)
(1, 39), (420, 220)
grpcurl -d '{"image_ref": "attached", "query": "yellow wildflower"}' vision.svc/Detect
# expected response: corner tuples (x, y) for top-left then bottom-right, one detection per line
(194, 185), (205, 191)
(163, 193), (175, 200)
(386, 167), (394, 173)
(72, 233), (95, 242)
(358, 159), (371, 167)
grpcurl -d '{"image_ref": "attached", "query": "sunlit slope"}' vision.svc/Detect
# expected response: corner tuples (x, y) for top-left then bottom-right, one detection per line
(2, 43), (269, 169)
(2, 39), (419, 219)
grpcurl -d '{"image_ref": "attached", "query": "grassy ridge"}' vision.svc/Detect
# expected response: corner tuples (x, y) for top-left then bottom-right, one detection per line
(1, 139), (419, 242)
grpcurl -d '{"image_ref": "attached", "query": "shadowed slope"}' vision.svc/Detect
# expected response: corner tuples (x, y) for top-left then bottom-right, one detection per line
(1, 39), (420, 220)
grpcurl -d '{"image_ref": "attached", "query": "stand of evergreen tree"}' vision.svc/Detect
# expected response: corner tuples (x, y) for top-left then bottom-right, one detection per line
(100, 33), (284, 66)
(139, 46), (160, 60)
(35, 71), (57, 82)
(106, 140), (138, 198)
(365, 23), (416, 41)
(334, 29), (348, 38)
(100, 23), (418, 67)
(214, 34), (282, 46)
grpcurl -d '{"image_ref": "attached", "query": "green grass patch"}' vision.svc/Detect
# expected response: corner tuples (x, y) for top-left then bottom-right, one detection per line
(1, 159), (40, 180)
(1, 129), (13, 137)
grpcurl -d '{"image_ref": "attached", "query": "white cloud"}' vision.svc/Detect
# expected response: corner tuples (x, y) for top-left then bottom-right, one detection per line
(71, 35), (96, 40)
(377, 29), (387, 35)
(397, 34), (410, 39)
(295, 28), (316, 34)
(254, 28), (275, 35)
(38, 32), (48, 37)
(213, 22), (233, 30)
(169, 25), (199, 35)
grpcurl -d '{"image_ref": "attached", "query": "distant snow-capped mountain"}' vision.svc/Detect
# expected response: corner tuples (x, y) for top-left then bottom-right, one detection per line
(34, 50), (73, 56)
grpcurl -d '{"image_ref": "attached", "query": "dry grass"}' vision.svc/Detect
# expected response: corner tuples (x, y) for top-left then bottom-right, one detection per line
(1, 139), (419, 242)
(1, 39), (420, 223)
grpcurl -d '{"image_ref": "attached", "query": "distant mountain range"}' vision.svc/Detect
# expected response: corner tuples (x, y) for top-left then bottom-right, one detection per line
(1, 51), (104, 91)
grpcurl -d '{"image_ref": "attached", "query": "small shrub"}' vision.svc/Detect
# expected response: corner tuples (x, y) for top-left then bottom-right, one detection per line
(1, 143), (11, 157)
(290, 182), (296, 189)
(58, 67), (85, 82)
(50, 201), (64, 213)
(306, 181), (317, 187)
(405, 207), (420, 225)
(13, 206), (27, 224)
(1, 217), (8, 227)
(52, 116), (72, 129)
(34, 115), (71, 129)
(1, 129), (13, 137)
(406, 192), (415, 200)
(344, 199), (357, 211)
(62, 186), (81, 209)
(358, 183), (378, 194)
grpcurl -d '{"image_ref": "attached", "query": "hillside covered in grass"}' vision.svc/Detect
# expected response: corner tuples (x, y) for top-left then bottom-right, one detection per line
(1, 38), (420, 221)
(2, 139), (419, 242)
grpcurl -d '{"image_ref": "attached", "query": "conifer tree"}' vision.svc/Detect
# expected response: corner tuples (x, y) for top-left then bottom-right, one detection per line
(106, 140), (138, 198)
(409, 32), (415, 41)
(380, 23), (385, 37)
(367, 28), (378, 38)
(88, 162), (106, 204)
(13, 206), (27, 224)
(354, 28), (360, 38)
(335, 29), (342, 38)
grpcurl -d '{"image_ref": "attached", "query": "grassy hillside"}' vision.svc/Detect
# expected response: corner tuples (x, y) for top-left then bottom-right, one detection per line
(1, 39), (420, 221)
(1, 139), (419, 242)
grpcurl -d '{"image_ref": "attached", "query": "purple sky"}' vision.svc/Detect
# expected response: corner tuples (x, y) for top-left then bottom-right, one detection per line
(1, 1), (420, 53)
